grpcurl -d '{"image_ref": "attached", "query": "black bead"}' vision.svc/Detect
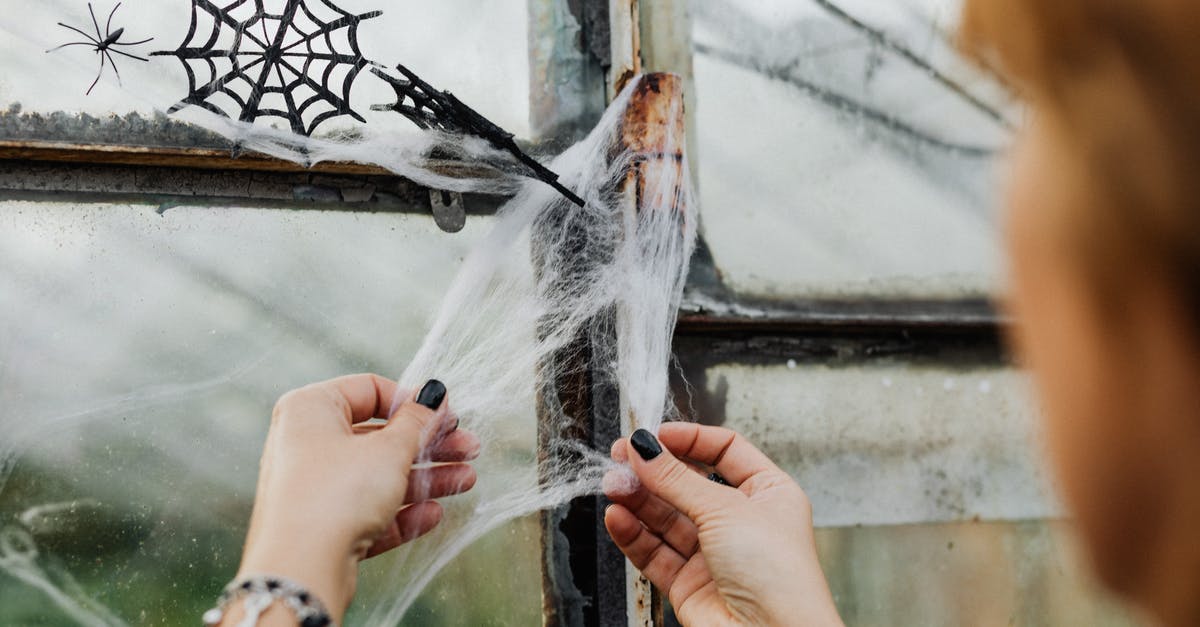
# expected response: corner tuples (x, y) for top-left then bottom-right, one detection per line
(240, 581), (252, 590)
(265, 578), (279, 590)
(297, 592), (309, 603)
(302, 613), (331, 627)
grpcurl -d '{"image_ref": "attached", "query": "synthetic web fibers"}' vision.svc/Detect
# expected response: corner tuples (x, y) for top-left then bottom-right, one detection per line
(367, 76), (695, 623)
(0, 74), (695, 625)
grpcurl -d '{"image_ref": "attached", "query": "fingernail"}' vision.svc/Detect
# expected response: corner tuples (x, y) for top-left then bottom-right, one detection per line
(416, 379), (447, 410)
(707, 472), (731, 486)
(630, 429), (662, 461)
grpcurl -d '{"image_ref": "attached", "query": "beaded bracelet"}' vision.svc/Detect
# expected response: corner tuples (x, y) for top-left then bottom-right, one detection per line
(201, 575), (334, 627)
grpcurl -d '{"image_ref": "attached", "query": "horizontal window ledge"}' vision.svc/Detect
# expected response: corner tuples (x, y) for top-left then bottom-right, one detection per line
(677, 295), (1006, 336)
(0, 158), (511, 217)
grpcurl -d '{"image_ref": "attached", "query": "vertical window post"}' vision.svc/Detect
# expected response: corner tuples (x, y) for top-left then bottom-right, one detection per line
(534, 71), (684, 627)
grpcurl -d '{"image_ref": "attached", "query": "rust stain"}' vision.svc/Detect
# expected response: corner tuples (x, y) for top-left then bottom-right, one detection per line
(617, 73), (687, 224)
(612, 68), (638, 97)
(621, 73), (684, 156)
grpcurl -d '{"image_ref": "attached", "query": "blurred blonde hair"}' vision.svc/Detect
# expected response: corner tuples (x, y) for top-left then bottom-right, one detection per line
(960, 1), (1200, 325)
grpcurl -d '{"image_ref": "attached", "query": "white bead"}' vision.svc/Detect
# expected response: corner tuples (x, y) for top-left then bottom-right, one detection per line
(202, 607), (223, 626)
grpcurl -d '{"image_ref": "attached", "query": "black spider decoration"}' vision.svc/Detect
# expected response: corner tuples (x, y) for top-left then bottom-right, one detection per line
(145, 0), (583, 204)
(46, 2), (153, 95)
(372, 64), (586, 207)
(151, 0), (380, 137)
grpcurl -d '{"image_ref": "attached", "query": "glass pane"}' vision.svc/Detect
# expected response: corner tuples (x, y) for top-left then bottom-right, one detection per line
(353, 516), (541, 626)
(689, 0), (1013, 298)
(816, 520), (1139, 626)
(690, 362), (1053, 526)
(0, 0), (539, 145)
(0, 202), (540, 625)
(665, 360), (1141, 625)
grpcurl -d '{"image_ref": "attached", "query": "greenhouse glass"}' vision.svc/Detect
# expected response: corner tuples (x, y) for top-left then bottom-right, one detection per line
(0, 0), (1146, 625)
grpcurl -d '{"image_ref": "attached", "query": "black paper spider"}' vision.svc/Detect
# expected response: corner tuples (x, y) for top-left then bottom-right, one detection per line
(373, 64), (587, 207)
(46, 2), (153, 95)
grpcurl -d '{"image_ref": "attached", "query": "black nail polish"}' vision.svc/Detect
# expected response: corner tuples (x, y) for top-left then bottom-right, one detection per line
(707, 472), (731, 486)
(416, 379), (447, 410)
(630, 429), (662, 460)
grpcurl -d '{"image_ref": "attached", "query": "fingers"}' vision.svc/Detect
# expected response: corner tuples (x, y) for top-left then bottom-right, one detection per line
(622, 429), (738, 522)
(603, 470), (700, 558)
(657, 423), (780, 487)
(424, 429), (482, 462)
(611, 438), (708, 480)
(272, 374), (400, 428)
(325, 374), (401, 423)
(405, 464), (477, 502)
(380, 379), (450, 462)
(358, 424), (481, 462)
(364, 501), (443, 559)
(604, 504), (689, 593)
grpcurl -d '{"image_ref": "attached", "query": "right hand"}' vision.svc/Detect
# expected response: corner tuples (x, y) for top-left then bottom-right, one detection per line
(603, 424), (842, 627)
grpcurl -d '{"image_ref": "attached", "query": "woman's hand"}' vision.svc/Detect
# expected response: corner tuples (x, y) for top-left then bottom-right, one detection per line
(236, 374), (480, 623)
(604, 424), (842, 627)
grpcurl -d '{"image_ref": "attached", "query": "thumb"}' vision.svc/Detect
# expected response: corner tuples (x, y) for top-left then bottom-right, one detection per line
(382, 379), (449, 461)
(625, 428), (736, 522)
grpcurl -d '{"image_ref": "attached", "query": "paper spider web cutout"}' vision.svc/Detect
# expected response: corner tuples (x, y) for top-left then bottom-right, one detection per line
(152, 0), (380, 137)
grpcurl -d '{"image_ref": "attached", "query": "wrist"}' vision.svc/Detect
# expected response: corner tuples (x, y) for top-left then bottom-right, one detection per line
(239, 525), (360, 619)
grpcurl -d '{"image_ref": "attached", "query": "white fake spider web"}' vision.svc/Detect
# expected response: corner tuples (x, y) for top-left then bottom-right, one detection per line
(152, 0), (381, 136)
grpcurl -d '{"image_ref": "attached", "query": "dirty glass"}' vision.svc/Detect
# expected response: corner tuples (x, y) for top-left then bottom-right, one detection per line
(691, 362), (1051, 526)
(0, 202), (540, 625)
(816, 520), (1138, 626)
(688, 0), (1014, 298)
(0, 0), (535, 146)
(671, 361), (1139, 624)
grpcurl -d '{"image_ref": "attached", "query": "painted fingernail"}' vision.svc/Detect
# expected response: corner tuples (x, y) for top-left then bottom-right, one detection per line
(630, 429), (662, 461)
(707, 472), (731, 486)
(416, 379), (447, 410)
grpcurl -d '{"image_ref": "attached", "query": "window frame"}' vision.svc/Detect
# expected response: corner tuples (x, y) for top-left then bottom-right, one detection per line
(0, 1), (1012, 626)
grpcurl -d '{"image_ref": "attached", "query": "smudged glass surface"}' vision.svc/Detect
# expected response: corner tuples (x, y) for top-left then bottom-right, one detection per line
(0, 202), (539, 625)
(689, 0), (1014, 297)
(815, 520), (1138, 626)
(697, 363), (1051, 526)
(0, 0), (533, 143)
(675, 362), (1139, 625)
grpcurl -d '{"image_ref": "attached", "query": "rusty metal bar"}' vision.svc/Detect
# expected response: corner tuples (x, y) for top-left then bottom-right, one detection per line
(535, 72), (686, 627)
(616, 73), (686, 627)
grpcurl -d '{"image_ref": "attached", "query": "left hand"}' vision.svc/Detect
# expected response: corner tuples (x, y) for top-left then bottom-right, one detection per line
(237, 374), (480, 622)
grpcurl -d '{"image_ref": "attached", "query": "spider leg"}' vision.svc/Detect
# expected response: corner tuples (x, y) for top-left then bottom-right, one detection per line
(105, 50), (122, 86)
(109, 48), (149, 62)
(88, 3), (102, 41)
(113, 37), (154, 47)
(87, 52), (106, 95)
(46, 41), (96, 53)
(56, 23), (101, 46)
(106, 3), (120, 40)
